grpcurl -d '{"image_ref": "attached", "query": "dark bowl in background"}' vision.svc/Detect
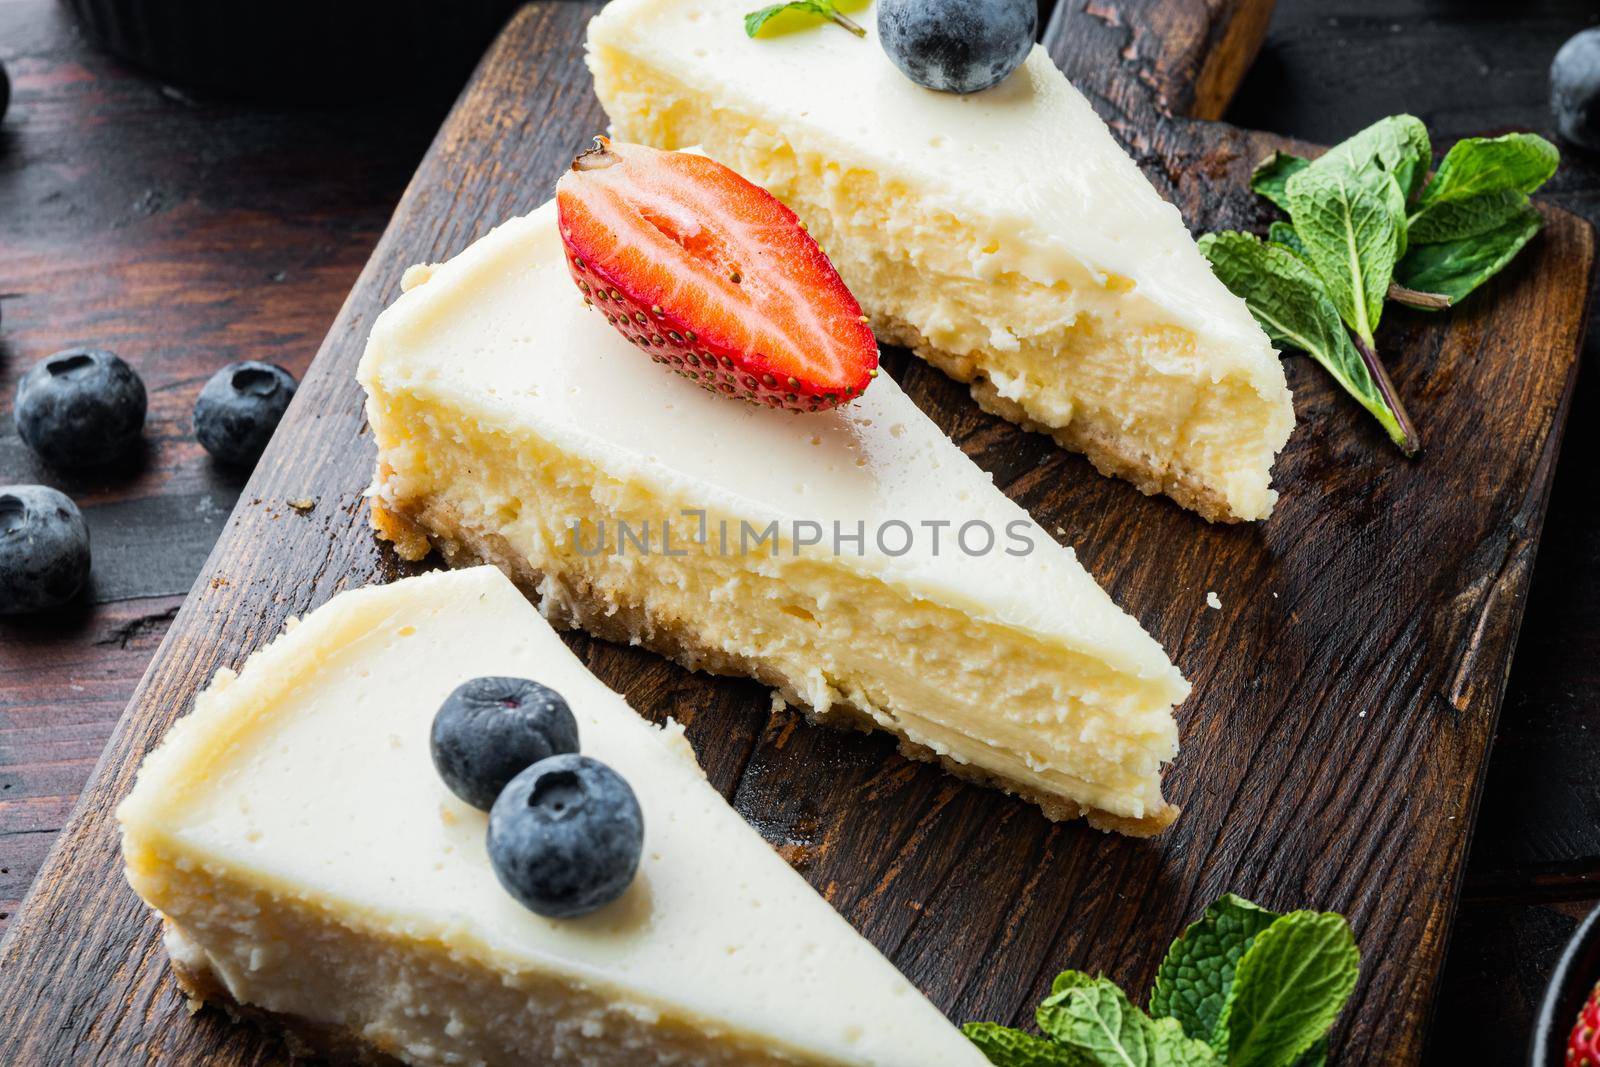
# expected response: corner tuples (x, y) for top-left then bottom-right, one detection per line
(1530, 902), (1600, 1065)
(64, 0), (526, 100)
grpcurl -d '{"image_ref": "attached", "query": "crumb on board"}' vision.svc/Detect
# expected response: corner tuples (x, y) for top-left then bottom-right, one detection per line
(287, 498), (315, 512)
(1206, 591), (1222, 610)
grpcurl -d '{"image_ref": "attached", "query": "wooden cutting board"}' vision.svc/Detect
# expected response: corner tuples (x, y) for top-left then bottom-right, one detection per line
(0, 1), (1591, 1062)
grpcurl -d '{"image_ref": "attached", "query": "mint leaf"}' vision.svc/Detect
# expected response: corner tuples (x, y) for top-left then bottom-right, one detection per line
(1151, 894), (1282, 1043)
(1315, 114), (1432, 201)
(1408, 132), (1558, 244)
(1266, 221), (1305, 257)
(1291, 1039), (1329, 1067)
(1037, 977), (1219, 1067)
(1408, 188), (1527, 245)
(1284, 160), (1405, 345)
(1051, 971), (1100, 996)
(1211, 912), (1360, 1067)
(1395, 202), (1542, 306)
(1252, 152), (1309, 214)
(744, 0), (864, 37)
(1416, 132), (1558, 203)
(1200, 231), (1415, 452)
(963, 1022), (1087, 1066)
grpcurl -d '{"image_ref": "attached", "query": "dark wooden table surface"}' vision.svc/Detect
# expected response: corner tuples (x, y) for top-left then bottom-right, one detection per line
(0, 0), (1595, 1062)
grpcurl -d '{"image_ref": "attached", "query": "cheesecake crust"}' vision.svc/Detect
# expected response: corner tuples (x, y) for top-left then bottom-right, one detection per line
(873, 316), (1244, 525)
(169, 938), (405, 1066)
(369, 496), (1178, 837)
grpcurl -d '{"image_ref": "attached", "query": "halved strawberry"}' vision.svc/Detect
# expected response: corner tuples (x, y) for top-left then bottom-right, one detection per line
(555, 138), (878, 412)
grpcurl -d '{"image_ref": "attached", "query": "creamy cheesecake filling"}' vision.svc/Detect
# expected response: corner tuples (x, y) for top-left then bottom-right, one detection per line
(584, 0), (1296, 521)
(366, 392), (1177, 823)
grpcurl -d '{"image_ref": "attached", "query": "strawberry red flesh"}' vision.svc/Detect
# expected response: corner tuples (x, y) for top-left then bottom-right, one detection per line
(556, 138), (877, 412)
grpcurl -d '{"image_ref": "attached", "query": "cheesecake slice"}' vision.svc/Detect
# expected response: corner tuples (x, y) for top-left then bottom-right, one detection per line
(118, 566), (989, 1067)
(585, 0), (1295, 522)
(358, 201), (1188, 833)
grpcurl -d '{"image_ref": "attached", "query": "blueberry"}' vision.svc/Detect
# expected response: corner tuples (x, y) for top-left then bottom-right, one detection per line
(0, 485), (90, 614)
(431, 677), (581, 811)
(878, 0), (1036, 95)
(193, 362), (297, 467)
(1553, 28), (1600, 153)
(15, 349), (147, 469)
(487, 754), (643, 918)
(1, 60), (9, 124)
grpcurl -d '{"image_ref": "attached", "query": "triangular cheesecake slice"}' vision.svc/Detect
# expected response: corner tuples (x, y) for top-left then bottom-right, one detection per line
(358, 201), (1187, 834)
(119, 566), (989, 1066)
(585, 0), (1295, 522)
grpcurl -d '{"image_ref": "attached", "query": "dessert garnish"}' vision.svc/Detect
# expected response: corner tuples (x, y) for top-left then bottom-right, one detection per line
(1570, 978), (1600, 1067)
(1202, 115), (1559, 456)
(431, 676), (580, 810)
(0, 485), (90, 614)
(193, 361), (298, 467)
(878, 0), (1035, 94)
(744, 0), (864, 38)
(488, 753), (644, 919)
(15, 347), (146, 468)
(1552, 28), (1600, 153)
(556, 137), (878, 412)
(431, 676), (642, 918)
(964, 894), (1359, 1066)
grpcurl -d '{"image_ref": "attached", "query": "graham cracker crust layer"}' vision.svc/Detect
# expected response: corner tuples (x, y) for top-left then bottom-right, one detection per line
(369, 495), (1177, 838)
(871, 317), (1245, 525)
(170, 941), (404, 1066)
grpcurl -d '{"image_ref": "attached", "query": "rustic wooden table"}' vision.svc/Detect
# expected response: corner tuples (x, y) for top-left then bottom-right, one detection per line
(1, 0), (1596, 1062)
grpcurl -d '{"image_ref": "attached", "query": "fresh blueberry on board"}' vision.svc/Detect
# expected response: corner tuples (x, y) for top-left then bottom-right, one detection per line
(877, 0), (1036, 95)
(488, 754), (644, 919)
(1553, 28), (1600, 153)
(0, 485), (90, 614)
(193, 361), (298, 466)
(15, 349), (147, 469)
(431, 677), (581, 811)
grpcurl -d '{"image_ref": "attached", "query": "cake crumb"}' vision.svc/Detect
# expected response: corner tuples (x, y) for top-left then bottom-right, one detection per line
(1205, 591), (1222, 610)
(288, 498), (315, 513)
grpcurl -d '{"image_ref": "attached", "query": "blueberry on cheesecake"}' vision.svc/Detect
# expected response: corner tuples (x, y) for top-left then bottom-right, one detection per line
(430, 676), (580, 810)
(489, 754), (643, 918)
(429, 674), (642, 918)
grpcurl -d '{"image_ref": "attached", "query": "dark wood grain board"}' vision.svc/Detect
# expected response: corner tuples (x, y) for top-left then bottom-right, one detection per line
(0, 3), (1592, 1066)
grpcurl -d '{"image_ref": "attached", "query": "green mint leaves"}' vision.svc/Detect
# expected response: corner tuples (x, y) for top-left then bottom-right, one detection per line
(1209, 912), (1361, 1067)
(1408, 133), (1559, 242)
(744, 0), (865, 37)
(1037, 975), (1220, 1066)
(1150, 894), (1281, 1042)
(1395, 204), (1543, 305)
(1283, 159), (1406, 347)
(1198, 233), (1413, 450)
(962, 895), (1359, 1067)
(1205, 116), (1559, 455)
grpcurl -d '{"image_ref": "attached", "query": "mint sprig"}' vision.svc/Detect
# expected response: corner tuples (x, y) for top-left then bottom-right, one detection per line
(744, 0), (865, 38)
(1213, 116), (1560, 454)
(962, 894), (1359, 1067)
(1198, 233), (1414, 451)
